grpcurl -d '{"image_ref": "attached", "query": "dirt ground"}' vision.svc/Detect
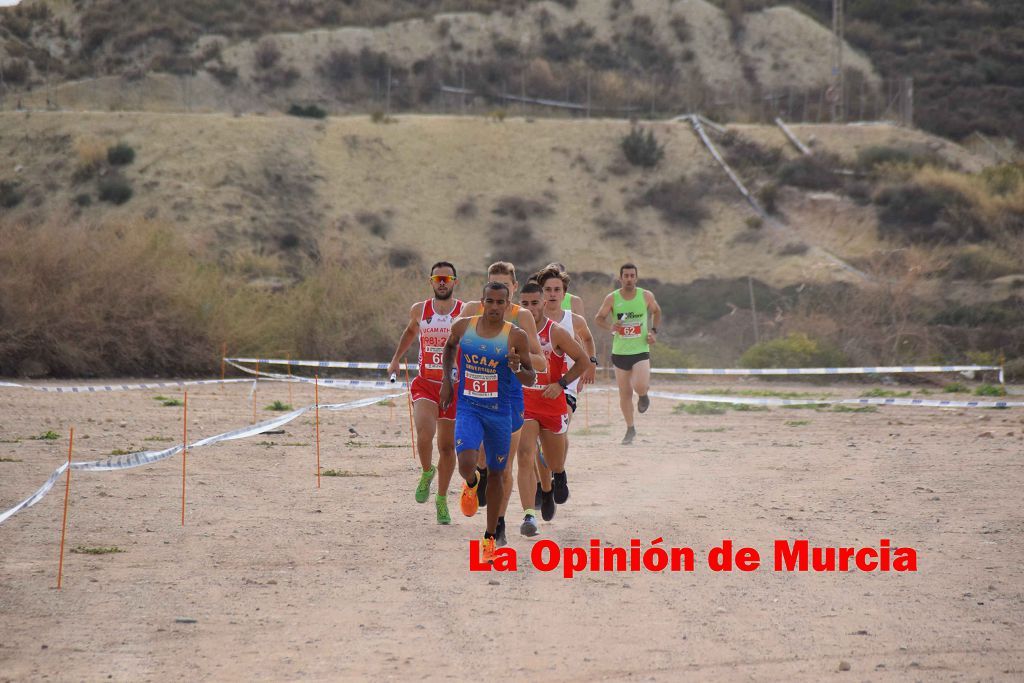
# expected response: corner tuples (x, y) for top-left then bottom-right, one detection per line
(1, 378), (1022, 681)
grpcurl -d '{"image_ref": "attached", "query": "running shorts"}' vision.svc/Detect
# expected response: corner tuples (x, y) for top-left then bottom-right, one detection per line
(410, 375), (457, 420)
(611, 352), (650, 372)
(455, 405), (513, 471)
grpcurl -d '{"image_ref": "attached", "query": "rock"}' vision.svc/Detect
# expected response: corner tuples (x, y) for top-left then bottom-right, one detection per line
(488, 579), (499, 586)
(978, 431), (994, 438)
(174, 617), (197, 624)
(838, 661), (851, 671)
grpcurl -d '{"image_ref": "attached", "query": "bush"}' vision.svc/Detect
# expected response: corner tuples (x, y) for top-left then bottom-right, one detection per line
(356, 211), (389, 238)
(107, 143), (135, 166)
(98, 176), (133, 205)
(874, 183), (972, 244)
(2, 59), (30, 85)
(621, 126), (665, 168)
(73, 193), (92, 207)
(492, 196), (552, 222)
(387, 246), (421, 269)
(721, 131), (782, 173)
(629, 177), (710, 228)
(739, 332), (848, 369)
(207, 63), (239, 87)
(0, 181), (24, 209)
(946, 246), (1019, 280)
(254, 38), (281, 70)
(777, 154), (841, 190)
(318, 49), (358, 84)
(758, 183), (779, 214)
(778, 242), (809, 257)
(489, 221), (549, 274)
(287, 103), (327, 119)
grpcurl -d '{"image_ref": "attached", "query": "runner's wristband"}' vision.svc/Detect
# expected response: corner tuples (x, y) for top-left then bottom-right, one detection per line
(557, 377), (569, 389)
(589, 356), (598, 364)
(650, 327), (658, 333)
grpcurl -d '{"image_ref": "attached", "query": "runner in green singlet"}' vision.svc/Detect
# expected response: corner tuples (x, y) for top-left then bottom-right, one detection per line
(595, 262), (662, 445)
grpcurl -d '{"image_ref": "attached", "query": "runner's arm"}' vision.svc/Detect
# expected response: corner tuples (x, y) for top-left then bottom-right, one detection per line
(594, 292), (616, 332)
(516, 308), (547, 373)
(645, 290), (662, 345)
(439, 318), (468, 410)
(387, 302), (423, 377)
(571, 313), (598, 385)
(508, 328), (537, 388)
(543, 326), (592, 399)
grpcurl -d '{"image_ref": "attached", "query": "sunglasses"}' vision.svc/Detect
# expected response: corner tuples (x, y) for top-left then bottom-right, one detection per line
(430, 275), (456, 284)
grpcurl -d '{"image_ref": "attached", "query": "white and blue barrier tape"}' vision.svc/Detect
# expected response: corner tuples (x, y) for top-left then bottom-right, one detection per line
(0, 378), (254, 393)
(0, 392), (403, 526)
(648, 390), (1023, 409)
(227, 357), (1005, 384)
(224, 360), (409, 389)
(650, 364), (1002, 380)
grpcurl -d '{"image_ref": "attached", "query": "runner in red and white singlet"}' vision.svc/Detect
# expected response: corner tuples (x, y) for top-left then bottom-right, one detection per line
(387, 261), (464, 525)
(515, 282), (593, 537)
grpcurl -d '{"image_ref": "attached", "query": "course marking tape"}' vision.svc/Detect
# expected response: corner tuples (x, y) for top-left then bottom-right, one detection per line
(647, 390), (1023, 409)
(225, 360), (409, 389)
(0, 393), (403, 526)
(226, 357), (1002, 382)
(0, 378), (254, 393)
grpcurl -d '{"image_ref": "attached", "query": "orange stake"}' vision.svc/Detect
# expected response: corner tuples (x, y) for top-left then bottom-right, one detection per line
(220, 341), (227, 385)
(181, 391), (188, 526)
(56, 427), (74, 590)
(314, 375), (321, 489)
(404, 364), (415, 461)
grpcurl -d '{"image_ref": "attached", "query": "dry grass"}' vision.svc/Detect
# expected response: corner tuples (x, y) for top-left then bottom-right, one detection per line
(0, 216), (416, 376)
(73, 136), (108, 180)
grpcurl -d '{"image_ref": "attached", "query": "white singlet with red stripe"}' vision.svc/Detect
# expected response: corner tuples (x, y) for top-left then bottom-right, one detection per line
(554, 309), (579, 396)
(417, 298), (464, 382)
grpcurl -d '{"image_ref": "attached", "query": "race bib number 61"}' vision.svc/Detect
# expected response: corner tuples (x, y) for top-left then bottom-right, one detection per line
(464, 370), (498, 399)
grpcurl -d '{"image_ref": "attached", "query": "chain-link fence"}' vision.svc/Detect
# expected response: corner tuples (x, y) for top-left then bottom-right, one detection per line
(0, 61), (913, 127)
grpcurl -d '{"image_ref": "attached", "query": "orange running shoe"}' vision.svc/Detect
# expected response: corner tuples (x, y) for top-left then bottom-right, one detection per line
(460, 476), (479, 517)
(480, 537), (496, 564)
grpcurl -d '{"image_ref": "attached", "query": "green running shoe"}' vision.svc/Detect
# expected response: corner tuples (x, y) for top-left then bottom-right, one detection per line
(435, 494), (451, 525)
(415, 466), (436, 503)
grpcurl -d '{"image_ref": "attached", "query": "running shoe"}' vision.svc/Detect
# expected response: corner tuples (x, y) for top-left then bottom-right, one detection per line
(481, 536), (496, 564)
(476, 467), (488, 508)
(435, 494), (451, 525)
(552, 471), (570, 504)
(638, 394), (650, 414)
(622, 426), (636, 445)
(541, 488), (556, 521)
(520, 514), (539, 537)
(460, 476), (479, 517)
(496, 518), (507, 547)
(415, 465), (436, 503)
(534, 482), (542, 507)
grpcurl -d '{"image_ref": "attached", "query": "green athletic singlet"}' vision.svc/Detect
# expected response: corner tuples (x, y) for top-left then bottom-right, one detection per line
(611, 288), (649, 355)
(561, 292), (572, 311)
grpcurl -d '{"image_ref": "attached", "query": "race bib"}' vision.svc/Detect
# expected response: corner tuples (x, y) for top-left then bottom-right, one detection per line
(424, 346), (444, 370)
(463, 370), (498, 399)
(619, 323), (642, 338)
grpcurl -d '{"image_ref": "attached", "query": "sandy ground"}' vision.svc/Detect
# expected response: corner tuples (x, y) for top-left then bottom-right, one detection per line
(1, 377), (1023, 681)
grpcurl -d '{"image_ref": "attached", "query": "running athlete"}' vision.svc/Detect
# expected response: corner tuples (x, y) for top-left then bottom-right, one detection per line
(458, 261), (545, 547)
(440, 282), (536, 564)
(533, 265), (598, 517)
(545, 261), (585, 316)
(594, 263), (663, 445)
(387, 261), (463, 524)
(516, 282), (593, 536)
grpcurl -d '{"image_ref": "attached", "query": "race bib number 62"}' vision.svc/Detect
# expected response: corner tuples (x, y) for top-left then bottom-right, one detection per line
(619, 323), (642, 338)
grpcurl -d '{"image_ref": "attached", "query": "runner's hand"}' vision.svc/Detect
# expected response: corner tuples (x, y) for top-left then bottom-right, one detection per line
(542, 382), (563, 400)
(439, 379), (453, 410)
(647, 330), (657, 345)
(580, 363), (597, 386)
(387, 360), (399, 377)
(508, 345), (522, 372)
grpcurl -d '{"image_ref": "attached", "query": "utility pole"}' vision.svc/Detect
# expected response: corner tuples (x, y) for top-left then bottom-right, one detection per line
(831, 0), (845, 122)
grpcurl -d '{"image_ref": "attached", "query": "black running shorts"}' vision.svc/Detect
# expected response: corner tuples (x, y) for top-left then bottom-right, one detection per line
(611, 352), (650, 371)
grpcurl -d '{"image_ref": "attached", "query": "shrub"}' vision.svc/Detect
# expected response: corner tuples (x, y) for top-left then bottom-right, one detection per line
(387, 247), (421, 269)
(207, 63), (239, 86)
(779, 242), (809, 257)
(73, 193), (92, 207)
(975, 383), (1007, 397)
(721, 131), (782, 173)
(492, 196), (552, 222)
(739, 332), (848, 369)
(257, 66), (300, 90)
(946, 246), (1019, 280)
(318, 49), (358, 84)
(777, 154), (841, 190)
(629, 177), (710, 228)
(0, 181), (24, 209)
(287, 103), (327, 119)
(107, 143), (135, 166)
(621, 126), (665, 168)
(2, 58), (30, 85)
(488, 221), (549, 274)
(356, 211), (389, 238)
(98, 176), (133, 205)
(254, 38), (281, 70)
(758, 183), (779, 214)
(874, 183), (972, 244)
(455, 198), (477, 219)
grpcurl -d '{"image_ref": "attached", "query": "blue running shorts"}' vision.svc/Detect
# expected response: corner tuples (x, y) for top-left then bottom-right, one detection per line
(455, 405), (513, 471)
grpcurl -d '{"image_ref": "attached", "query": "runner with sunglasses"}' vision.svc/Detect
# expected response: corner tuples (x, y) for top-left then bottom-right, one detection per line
(387, 261), (464, 524)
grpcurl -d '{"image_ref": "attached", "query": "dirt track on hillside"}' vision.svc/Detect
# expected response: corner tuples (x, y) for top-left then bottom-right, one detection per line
(1, 379), (1023, 680)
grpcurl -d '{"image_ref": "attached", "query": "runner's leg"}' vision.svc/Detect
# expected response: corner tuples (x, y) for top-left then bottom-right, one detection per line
(615, 367), (635, 428)
(516, 422), (540, 511)
(631, 359), (651, 400)
(436, 418), (456, 496)
(413, 399), (438, 472)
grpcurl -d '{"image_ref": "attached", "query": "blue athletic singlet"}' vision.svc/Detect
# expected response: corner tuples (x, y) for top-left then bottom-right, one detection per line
(505, 303), (526, 432)
(454, 318), (515, 470)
